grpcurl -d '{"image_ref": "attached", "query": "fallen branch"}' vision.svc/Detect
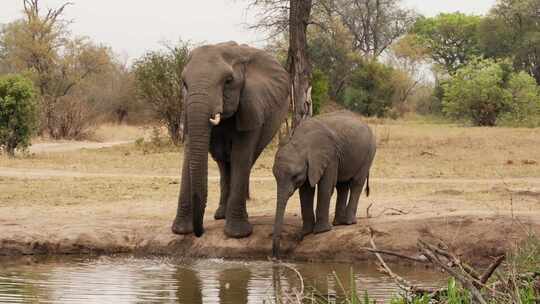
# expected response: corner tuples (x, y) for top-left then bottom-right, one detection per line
(366, 202), (373, 218)
(480, 255), (505, 284)
(418, 239), (488, 304)
(367, 227), (440, 297)
(360, 247), (428, 263)
(372, 207), (411, 218)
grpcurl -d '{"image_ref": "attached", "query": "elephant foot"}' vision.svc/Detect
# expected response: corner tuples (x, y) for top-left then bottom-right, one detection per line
(345, 214), (358, 225)
(313, 221), (332, 234)
(214, 205), (226, 220)
(332, 215), (349, 226)
(171, 217), (193, 235)
(224, 218), (253, 238)
(295, 225), (314, 241)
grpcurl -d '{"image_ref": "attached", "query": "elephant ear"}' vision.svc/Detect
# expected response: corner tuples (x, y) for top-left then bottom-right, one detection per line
(307, 128), (338, 187)
(236, 48), (289, 131)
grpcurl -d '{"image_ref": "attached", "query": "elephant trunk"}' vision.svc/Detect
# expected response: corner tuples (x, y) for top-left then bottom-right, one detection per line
(187, 100), (211, 237)
(272, 186), (289, 258)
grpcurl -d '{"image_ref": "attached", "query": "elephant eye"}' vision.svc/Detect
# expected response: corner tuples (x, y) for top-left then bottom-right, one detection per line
(224, 76), (233, 85)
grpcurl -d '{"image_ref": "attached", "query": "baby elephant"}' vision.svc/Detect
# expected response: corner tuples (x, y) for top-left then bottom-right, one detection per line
(272, 110), (376, 257)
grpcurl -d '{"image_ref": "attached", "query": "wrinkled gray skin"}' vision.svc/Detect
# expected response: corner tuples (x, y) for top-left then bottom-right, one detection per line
(272, 111), (376, 257)
(171, 42), (289, 238)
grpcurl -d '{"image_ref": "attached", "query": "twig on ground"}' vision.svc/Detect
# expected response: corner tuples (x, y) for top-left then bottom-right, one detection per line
(372, 207), (411, 218)
(366, 202), (373, 218)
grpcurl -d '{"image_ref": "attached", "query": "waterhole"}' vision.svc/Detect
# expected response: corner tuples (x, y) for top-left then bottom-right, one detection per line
(0, 255), (445, 303)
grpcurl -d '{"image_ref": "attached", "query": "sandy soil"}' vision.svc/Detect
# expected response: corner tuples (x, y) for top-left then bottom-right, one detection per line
(28, 140), (133, 154)
(1, 172), (539, 264)
(1, 204), (539, 265)
(1, 124), (539, 264)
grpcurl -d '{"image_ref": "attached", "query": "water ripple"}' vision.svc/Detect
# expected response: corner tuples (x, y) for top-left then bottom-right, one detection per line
(0, 256), (445, 304)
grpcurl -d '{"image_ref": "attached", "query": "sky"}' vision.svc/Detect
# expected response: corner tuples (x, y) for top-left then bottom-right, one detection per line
(1, 0), (496, 61)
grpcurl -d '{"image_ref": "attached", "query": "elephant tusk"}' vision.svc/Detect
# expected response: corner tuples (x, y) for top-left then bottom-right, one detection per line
(209, 113), (221, 126)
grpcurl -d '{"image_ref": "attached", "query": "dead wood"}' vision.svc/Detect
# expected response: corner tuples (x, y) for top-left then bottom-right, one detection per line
(417, 239), (488, 303)
(367, 227), (442, 297)
(365, 227), (512, 303)
(360, 247), (428, 263)
(480, 255), (505, 284)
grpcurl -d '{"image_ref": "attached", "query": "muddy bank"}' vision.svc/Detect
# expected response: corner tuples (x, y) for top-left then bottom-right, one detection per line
(2, 214), (538, 264)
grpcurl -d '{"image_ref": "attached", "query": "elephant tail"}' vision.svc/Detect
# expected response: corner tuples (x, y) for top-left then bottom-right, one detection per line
(365, 173), (370, 197)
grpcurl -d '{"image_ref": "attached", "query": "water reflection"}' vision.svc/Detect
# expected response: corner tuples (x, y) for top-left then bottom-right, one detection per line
(0, 256), (444, 304)
(176, 266), (203, 304)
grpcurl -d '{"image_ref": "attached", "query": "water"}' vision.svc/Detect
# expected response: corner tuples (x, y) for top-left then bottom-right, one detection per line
(0, 255), (444, 303)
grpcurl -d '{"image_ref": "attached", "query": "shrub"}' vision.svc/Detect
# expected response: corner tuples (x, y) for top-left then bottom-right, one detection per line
(0, 74), (38, 156)
(133, 41), (190, 145)
(443, 57), (540, 126)
(499, 71), (540, 127)
(310, 69), (329, 115)
(340, 60), (396, 117)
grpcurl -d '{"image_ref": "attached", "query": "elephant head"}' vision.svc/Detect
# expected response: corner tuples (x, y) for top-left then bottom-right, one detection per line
(271, 121), (338, 256)
(181, 42), (289, 236)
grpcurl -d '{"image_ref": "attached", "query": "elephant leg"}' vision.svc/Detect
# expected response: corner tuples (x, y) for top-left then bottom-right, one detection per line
(299, 182), (315, 238)
(345, 173), (368, 225)
(214, 161), (230, 220)
(313, 171), (336, 234)
(333, 182), (350, 226)
(224, 131), (260, 238)
(172, 147), (193, 234)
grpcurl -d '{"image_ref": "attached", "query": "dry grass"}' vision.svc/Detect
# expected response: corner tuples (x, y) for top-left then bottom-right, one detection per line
(0, 121), (538, 220)
(370, 123), (540, 178)
(89, 123), (153, 142)
(2, 122), (538, 179)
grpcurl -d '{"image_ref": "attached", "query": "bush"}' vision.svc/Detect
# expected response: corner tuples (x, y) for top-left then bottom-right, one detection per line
(0, 74), (38, 156)
(133, 41), (190, 145)
(310, 69), (329, 115)
(499, 72), (540, 127)
(340, 60), (396, 117)
(443, 58), (540, 126)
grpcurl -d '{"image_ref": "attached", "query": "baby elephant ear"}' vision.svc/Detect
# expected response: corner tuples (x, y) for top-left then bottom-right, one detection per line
(308, 149), (331, 187)
(236, 48), (289, 131)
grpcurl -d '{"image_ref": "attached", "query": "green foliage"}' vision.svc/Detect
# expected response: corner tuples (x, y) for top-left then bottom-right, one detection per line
(442, 58), (510, 126)
(411, 13), (482, 74)
(307, 15), (361, 99)
(341, 60), (396, 117)
(0, 74), (37, 156)
(480, 0), (540, 84)
(0, 2), (116, 138)
(310, 69), (329, 115)
(510, 235), (540, 274)
(499, 72), (540, 127)
(442, 57), (540, 126)
(133, 41), (190, 145)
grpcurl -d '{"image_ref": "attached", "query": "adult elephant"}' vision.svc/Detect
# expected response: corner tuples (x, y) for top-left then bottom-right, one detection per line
(172, 42), (290, 238)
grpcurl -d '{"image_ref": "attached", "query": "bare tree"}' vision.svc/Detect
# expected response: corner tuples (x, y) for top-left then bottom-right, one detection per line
(247, 0), (290, 38)
(247, 0), (314, 130)
(320, 0), (417, 59)
(1, 0), (111, 138)
(288, 0), (313, 129)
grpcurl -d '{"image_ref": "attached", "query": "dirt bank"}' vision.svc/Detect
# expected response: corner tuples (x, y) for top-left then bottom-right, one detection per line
(1, 124), (538, 264)
(2, 212), (539, 265)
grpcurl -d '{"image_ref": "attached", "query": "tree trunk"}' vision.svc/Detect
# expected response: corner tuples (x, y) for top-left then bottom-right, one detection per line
(287, 0), (313, 130)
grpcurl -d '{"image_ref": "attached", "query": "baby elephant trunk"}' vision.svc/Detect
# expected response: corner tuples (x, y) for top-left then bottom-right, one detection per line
(272, 189), (288, 258)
